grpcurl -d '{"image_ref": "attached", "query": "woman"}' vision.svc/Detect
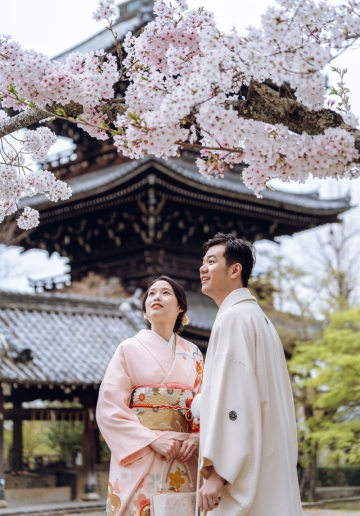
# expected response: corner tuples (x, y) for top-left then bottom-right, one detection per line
(96, 276), (203, 516)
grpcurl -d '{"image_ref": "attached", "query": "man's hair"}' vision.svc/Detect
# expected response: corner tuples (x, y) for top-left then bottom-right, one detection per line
(203, 233), (256, 287)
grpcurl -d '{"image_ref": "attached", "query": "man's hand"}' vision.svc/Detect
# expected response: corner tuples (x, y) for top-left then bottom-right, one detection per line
(176, 436), (199, 463)
(198, 469), (225, 512)
(149, 437), (181, 462)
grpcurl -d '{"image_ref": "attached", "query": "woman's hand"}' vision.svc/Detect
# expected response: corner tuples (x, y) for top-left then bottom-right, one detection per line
(149, 437), (181, 462)
(176, 436), (199, 464)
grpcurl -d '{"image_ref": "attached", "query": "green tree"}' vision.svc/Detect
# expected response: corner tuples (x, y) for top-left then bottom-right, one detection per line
(46, 422), (83, 466)
(289, 306), (360, 500)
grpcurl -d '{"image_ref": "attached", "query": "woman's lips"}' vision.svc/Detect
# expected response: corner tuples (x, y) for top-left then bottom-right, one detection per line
(151, 303), (163, 309)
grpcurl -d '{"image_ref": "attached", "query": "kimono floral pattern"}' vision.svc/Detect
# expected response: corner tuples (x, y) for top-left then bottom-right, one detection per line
(130, 386), (196, 432)
(124, 457), (195, 516)
(179, 390), (195, 417)
(169, 469), (186, 490)
(107, 482), (121, 516)
(132, 387), (153, 404)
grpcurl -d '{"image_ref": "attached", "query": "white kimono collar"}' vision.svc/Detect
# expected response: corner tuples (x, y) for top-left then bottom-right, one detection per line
(217, 288), (258, 319)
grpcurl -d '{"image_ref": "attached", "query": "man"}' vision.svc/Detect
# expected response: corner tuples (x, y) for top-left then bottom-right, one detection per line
(197, 233), (302, 515)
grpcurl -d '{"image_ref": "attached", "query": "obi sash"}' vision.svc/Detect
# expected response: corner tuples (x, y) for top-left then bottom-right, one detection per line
(130, 383), (196, 433)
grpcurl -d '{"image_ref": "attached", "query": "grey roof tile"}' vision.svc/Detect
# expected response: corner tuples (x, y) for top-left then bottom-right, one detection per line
(0, 292), (142, 385)
(0, 290), (214, 385)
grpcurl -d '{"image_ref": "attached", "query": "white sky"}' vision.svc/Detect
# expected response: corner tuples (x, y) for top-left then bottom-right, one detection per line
(0, 0), (359, 292)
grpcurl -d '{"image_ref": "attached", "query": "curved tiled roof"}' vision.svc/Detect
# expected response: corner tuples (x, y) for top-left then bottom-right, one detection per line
(0, 291), (143, 385)
(20, 156), (351, 217)
(0, 290), (215, 385)
(0, 289), (321, 384)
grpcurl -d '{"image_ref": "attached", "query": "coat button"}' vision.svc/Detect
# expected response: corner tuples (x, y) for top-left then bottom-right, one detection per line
(229, 411), (237, 421)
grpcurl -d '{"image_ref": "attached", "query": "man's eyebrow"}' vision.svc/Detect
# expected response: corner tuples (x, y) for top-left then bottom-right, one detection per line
(203, 254), (217, 261)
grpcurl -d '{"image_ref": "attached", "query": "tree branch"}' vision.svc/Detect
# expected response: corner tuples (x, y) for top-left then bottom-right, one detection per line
(1, 82), (360, 160)
(0, 108), (45, 138)
(0, 101), (128, 138)
(229, 82), (360, 152)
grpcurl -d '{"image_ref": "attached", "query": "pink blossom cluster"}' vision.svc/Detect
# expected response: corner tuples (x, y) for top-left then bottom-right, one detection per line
(122, 0), (360, 116)
(23, 127), (57, 162)
(116, 0), (360, 193)
(1, 0), (360, 229)
(194, 106), (360, 196)
(0, 14), (118, 228)
(0, 36), (117, 127)
(0, 127), (71, 229)
(16, 206), (39, 230)
(92, 0), (117, 23)
(0, 161), (72, 229)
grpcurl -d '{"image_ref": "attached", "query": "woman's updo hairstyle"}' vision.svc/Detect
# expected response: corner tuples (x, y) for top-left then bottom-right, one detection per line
(142, 275), (188, 334)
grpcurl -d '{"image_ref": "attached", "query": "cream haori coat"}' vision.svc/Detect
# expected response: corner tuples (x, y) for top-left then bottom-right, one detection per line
(199, 288), (303, 516)
(96, 329), (203, 516)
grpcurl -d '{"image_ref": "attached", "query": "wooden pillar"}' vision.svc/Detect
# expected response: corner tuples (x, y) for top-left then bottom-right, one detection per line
(81, 408), (100, 501)
(12, 402), (23, 471)
(94, 427), (101, 465)
(0, 392), (9, 508)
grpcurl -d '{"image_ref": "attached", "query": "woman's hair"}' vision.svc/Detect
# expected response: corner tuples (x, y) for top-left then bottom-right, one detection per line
(142, 275), (188, 334)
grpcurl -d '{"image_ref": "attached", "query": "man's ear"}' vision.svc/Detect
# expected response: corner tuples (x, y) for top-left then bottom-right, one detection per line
(230, 263), (242, 281)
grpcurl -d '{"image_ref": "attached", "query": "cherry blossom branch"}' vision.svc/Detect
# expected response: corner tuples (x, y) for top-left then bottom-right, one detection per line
(0, 100), (128, 139)
(2, 0), (360, 229)
(228, 82), (352, 136)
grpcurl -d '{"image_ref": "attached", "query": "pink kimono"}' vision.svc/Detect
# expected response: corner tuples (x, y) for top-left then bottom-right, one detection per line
(96, 329), (203, 516)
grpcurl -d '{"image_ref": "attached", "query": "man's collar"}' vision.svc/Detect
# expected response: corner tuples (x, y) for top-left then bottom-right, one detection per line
(217, 288), (258, 318)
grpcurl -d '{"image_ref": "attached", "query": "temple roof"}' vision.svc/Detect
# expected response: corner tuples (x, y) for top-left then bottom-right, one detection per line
(0, 287), (321, 386)
(21, 155), (351, 219)
(54, 0), (154, 62)
(0, 291), (137, 385)
(0, 290), (214, 386)
(55, 15), (143, 63)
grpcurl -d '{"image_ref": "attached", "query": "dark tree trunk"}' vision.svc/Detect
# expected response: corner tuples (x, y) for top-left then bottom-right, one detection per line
(300, 444), (318, 502)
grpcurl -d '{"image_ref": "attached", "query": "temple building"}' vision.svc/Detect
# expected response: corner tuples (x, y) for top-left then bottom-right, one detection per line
(0, 0), (351, 507)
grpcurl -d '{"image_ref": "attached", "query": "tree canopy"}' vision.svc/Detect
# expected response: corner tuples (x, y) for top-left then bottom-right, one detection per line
(1, 0), (360, 228)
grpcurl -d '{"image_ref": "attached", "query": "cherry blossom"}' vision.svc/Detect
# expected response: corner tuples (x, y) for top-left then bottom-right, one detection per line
(16, 206), (39, 230)
(92, 0), (117, 23)
(1, 0), (360, 228)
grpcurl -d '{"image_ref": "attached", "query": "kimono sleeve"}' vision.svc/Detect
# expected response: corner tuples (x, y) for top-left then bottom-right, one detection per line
(200, 316), (262, 510)
(96, 342), (158, 466)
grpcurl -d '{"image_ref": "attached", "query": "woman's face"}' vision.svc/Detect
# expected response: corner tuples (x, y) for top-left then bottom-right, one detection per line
(144, 280), (182, 327)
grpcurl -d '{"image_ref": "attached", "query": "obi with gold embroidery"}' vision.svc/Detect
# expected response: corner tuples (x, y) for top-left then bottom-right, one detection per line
(130, 383), (198, 433)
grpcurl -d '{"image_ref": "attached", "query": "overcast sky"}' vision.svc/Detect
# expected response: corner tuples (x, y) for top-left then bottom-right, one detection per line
(1, 0), (359, 292)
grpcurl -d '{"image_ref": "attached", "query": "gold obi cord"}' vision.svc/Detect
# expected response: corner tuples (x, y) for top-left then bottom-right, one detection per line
(130, 384), (196, 433)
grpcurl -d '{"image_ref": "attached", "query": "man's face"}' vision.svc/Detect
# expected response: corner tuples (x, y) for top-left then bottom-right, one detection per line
(200, 244), (230, 300)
